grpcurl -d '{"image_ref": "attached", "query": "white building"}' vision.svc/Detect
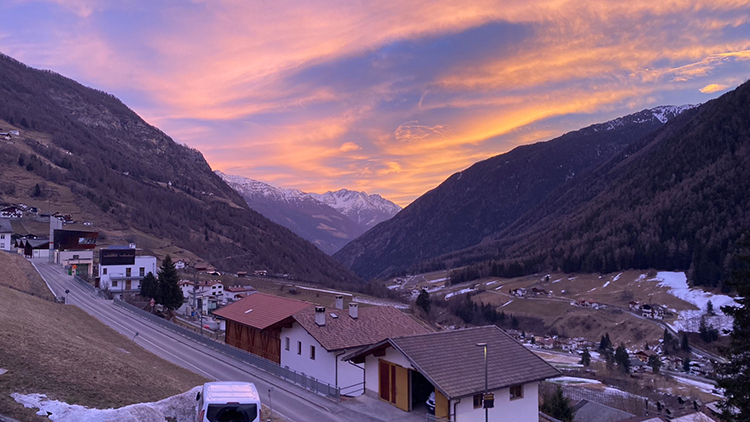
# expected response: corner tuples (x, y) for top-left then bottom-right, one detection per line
(345, 326), (560, 421)
(0, 219), (12, 251)
(179, 279), (225, 300)
(280, 298), (428, 396)
(99, 247), (157, 292)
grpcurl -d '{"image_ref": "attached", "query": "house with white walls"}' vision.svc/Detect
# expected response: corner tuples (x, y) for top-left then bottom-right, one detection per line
(345, 326), (560, 421)
(98, 246), (157, 293)
(0, 219), (12, 251)
(179, 279), (225, 300)
(281, 296), (429, 396)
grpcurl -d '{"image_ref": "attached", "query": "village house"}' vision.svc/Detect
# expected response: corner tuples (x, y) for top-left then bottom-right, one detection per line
(174, 259), (189, 270)
(0, 206), (23, 219)
(53, 229), (98, 277)
(635, 349), (657, 363)
(345, 326), (560, 421)
(641, 304), (666, 320)
(0, 219), (12, 251)
(21, 238), (50, 258)
(224, 285), (256, 301)
(98, 246), (157, 293)
(214, 293), (429, 395)
(281, 296), (429, 396)
(179, 279), (225, 300)
(213, 293), (313, 363)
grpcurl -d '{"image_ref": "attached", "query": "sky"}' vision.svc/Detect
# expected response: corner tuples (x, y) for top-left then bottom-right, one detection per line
(1, 1), (749, 206)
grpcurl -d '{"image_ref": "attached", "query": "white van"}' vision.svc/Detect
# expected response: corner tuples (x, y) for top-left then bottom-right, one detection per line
(196, 381), (261, 422)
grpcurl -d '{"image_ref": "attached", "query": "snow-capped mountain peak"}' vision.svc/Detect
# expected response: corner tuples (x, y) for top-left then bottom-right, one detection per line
(593, 104), (700, 132)
(216, 171), (308, 203)
(309, 189), (402, 227)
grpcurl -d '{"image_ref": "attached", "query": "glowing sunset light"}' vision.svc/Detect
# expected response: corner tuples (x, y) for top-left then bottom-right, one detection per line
(1, 0), (749, 206)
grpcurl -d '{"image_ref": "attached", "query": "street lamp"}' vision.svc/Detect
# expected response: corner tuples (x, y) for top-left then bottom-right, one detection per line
(476, 342), (488, 422)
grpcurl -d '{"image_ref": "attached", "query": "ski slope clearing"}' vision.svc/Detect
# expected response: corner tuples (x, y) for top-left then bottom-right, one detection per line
(654, 272), (739, 333)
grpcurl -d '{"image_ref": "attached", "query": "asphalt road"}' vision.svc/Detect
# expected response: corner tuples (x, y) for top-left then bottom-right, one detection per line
(32, 259), (383, 422)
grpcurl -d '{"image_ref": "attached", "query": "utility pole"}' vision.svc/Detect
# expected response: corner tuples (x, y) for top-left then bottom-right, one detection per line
(477, 342), (488, 422)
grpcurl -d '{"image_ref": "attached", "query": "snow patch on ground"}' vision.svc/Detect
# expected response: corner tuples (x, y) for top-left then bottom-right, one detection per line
(500, 300), (513, 308)
(428, 277), (449, 283)
(444, 288), (476, 300)
(387, 285), (400, 290)
(548, 376), (601, 385)
(602, 281), (610, 288)
(494, 285), (504, 291)
(613, 272), (623, 282)
(12, 387), (200, 422)
(653, 271), (739, 333)
(671, 376), (719, 395)
(551, 278), (563, 284)
(485, 280), (499, 286)
(352, 297), (409, 309)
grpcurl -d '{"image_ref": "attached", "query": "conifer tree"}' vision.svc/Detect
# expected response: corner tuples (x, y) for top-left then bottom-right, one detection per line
(681, 332), (690, 352)
(541, 386), (573, 422)
(157, 255), (183, 311)
(648, 354), (661, 374)
(580, 348), (591, 367)
(717, 235), (750, 421)
(614, 344), (631, 373)
(416, 289), (431, 314)
(139, 271), (158, 300)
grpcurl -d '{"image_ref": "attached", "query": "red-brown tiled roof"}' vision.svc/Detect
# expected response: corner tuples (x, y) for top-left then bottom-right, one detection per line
(213, 292), (312, 330)
(293, 306), (430, 351)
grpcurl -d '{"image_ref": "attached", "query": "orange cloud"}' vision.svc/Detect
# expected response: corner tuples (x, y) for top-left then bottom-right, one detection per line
(699, 83), (730, 93)
(339, 142), (362, 152)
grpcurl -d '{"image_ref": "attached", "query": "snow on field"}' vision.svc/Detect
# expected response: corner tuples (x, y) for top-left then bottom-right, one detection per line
(671, 376), (719, 395)
(588, 287), (597, 292)
(444, 288), (476, 300)
(387, 284), (400, 290)
(602, 281), (611, 288)
(13, 388), (199, 422)
(494, 285), (504, 291)
(654, 272), (740, 333)
(613, 272), (623, 282)
(549, 376), (601, 385)
(428, 277), (449, 283)
(425, 286), (444, 294)
(353, 297), (409, 309)
(486, 280), (499, 286)
(551, 278), (563, 283)
(500, 300), (513, 308)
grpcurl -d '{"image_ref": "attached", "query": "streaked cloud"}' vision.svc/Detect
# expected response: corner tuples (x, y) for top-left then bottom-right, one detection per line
(700, 83), (731, 93)
(1, 1), (749, 206)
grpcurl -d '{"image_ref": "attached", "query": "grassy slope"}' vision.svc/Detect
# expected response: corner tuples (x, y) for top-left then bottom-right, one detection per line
(0, 252), (208, 421)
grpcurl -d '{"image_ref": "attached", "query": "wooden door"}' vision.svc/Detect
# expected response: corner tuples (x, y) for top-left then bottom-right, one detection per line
(378, 360), (410, 411)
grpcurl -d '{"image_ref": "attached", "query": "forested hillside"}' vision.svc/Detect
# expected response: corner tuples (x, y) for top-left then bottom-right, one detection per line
(335, 105), (694, 279)
(445, 81), (750, 291)
(0, 53), (358, 285)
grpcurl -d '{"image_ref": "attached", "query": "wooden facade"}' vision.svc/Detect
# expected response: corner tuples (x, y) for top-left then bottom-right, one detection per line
(225, 320), (282, 363)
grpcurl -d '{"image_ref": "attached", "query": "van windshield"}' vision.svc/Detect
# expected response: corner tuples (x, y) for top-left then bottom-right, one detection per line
(206, 404), (258, 422)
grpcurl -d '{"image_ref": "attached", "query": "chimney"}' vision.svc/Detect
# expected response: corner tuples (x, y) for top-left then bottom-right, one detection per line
(349, 303), (359, 319)
(335, 295), (344, 310)
(315, 306), (326, 326)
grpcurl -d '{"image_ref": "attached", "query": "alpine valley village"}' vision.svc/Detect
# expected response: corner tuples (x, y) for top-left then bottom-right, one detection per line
(1, 3), (750, 422)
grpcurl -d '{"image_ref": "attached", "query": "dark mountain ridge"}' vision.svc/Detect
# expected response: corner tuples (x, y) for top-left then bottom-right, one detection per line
(335, 105), (695, 279)
(0, 53), (358, 285)
(445, 81), (750, 290)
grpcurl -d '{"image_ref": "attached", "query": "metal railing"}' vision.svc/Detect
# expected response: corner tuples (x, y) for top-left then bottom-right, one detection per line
(112, 299), (340, 400)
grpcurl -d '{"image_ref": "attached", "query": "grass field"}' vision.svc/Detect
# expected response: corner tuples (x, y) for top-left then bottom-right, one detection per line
(0, 252), (209, 421)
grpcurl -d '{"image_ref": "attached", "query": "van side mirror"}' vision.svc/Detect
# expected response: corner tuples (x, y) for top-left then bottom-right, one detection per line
(196, 392), (201, 401)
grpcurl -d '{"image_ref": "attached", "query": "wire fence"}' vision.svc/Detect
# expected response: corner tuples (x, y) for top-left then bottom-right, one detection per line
(112, 299), (340, 401)
(540, 381), (647, 416)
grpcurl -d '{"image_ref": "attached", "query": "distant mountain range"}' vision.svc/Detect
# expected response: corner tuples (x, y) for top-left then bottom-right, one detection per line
(0, 53), (358, 285)
(335, 104), (705, 280)
(217, 171), (401, 254)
